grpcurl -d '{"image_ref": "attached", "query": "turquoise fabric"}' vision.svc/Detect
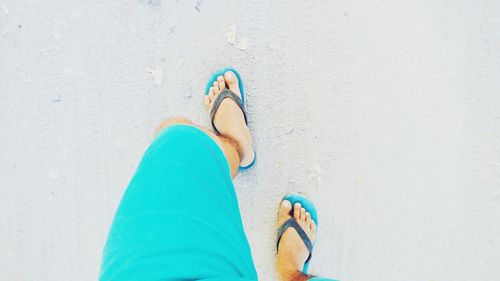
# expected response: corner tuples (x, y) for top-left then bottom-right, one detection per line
(100, 125), (257, 281)
(100, 124), (336, 281)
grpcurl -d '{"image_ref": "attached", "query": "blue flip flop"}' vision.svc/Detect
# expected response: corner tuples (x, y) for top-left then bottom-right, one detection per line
(277, 194), (318, 274)
(205, 67), (256, 171)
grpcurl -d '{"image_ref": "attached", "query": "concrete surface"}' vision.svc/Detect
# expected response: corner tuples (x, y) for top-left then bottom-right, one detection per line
(1, 1), (500, 280)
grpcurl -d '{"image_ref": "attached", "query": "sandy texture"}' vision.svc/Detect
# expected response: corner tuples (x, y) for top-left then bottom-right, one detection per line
(1, 1), (500, 280)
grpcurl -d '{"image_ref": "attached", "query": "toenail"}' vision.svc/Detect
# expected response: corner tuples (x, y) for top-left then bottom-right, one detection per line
(281, 200), (291, 207)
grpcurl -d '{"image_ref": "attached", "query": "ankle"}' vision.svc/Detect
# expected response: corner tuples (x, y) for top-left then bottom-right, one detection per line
(222, 131), (251, 162)
(277, 269), (310, 281)
(276, 257), (310, 281)
(218, 136), (240, 177)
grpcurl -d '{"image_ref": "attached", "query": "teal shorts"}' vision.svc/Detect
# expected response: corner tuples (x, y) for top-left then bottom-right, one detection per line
(100, 125), (257, 280)
(100, 124), (336, 281)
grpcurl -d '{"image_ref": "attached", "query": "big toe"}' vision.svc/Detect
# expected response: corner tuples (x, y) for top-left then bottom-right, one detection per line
(278, 200), (292, 224)
(223, 71), (241, 95)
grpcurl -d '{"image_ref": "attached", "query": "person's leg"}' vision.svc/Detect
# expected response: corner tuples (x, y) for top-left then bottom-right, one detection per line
(275, 200), (338, 281)
(276, 200), (317, 281)
(155, 117), (241, 178)
(100, 71), (258, 281)
(204, 71), (255, 167)
(154, 71), (254, 178)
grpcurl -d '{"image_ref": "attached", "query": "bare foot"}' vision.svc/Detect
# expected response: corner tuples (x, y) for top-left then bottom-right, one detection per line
(276, 200), (316, 281)
(204, 71), (255, 167)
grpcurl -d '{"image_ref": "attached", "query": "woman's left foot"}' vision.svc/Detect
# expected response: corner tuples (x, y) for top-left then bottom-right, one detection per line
(204, 71), (255, 167)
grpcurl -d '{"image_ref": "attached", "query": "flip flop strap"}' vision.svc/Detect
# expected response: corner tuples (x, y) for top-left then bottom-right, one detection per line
(276, 218), (313, 264)
(210, 89), (248, 135)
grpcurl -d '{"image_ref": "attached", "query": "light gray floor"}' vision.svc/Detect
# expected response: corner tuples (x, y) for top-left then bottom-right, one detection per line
(1, 1), (500, 280)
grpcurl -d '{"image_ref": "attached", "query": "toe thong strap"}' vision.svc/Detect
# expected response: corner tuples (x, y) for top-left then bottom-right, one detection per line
(210, 88), (248, 135)
(276, 218), (313, 263)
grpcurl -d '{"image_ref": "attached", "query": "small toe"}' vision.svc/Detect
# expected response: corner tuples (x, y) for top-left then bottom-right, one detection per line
(213, 81), (220, 92)
(300, 208), (306, 220)
(305, 212), (311, 222)
(217, 76), (225, 91)
(310, 220), (316, 231)
(293, 203), (301, 220)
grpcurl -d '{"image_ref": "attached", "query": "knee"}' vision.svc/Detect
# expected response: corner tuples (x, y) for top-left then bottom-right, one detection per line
(156, 117), (192, 134)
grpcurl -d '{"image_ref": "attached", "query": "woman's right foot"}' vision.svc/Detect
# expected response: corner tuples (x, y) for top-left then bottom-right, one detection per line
(204, 71), (255, 167)
(276, 200), (317, 281)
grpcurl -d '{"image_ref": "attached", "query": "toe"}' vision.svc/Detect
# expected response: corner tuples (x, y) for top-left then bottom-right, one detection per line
(217, 76), (225, 91)
(213, 81), (220, 93)
(204, 96), (210, 108)
(305, 212), (311, 222)
(300, 208), (306, 220)
(293, 203), (301, 220)
(278, 200), (292, 221)
(310, 220), (316, 232)
(208, 87), (215, 98)
(223, 70), (237, 83)
(223, 71), (240, 94)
